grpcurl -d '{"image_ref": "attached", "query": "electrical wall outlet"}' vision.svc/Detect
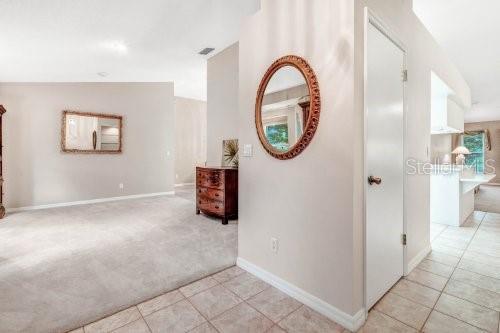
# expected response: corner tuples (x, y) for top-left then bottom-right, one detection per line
(119, 183), (124, 189)
(271, 237), (279, 254)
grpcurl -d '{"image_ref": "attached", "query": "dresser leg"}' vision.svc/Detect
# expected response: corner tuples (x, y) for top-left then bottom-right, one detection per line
(222, 218), (228, 225)
(196, 209), (200, 215)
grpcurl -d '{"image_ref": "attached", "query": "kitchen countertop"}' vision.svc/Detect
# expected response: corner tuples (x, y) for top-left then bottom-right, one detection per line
(460, 174), (496, 194)
(460, 174), (496, 182)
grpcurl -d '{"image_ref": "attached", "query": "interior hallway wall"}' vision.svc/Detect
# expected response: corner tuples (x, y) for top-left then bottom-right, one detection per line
(174, 97), (207, 184)
(207, 43), (239, 166)
(238, 0), (358, 318)
(0, 83), (175, 209)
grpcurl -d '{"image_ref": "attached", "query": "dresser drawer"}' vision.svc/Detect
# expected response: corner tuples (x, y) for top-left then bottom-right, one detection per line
(197, 198), (225, 215)
(197, 170), (224, 190)
(197, 187), (224, 202)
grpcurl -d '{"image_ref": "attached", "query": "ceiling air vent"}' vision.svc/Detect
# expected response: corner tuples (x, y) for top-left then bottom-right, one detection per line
(199, 48), (215, 55)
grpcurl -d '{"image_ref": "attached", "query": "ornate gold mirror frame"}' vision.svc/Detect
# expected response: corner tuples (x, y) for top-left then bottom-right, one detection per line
(61, 110), (123, 154)
(255, 55), (321, 160)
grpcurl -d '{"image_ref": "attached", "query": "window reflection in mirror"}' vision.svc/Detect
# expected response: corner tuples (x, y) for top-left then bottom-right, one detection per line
(261, 66), (310, 152)
(62, 111), (122, 153)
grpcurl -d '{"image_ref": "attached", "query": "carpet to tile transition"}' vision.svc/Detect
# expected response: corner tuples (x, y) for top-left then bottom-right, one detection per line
(0, 194), (237, 333)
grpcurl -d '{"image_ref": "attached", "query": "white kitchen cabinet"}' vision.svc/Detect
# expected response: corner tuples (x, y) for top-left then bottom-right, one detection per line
(430, 72), (464, 134)
(431, 165), (495, 226)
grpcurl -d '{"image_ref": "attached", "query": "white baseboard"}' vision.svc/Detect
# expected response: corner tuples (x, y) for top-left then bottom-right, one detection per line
(406, 244), (432, 275)
(174, 183), (195, 187)
(6, 191), (175, 213)
(237, 257), (366, 331)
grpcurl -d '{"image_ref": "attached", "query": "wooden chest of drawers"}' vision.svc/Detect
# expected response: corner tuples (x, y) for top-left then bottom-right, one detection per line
(196, 166), (238, 224)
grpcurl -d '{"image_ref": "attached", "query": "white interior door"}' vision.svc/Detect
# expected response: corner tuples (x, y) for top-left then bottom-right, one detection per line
(365, 20), (405, 309)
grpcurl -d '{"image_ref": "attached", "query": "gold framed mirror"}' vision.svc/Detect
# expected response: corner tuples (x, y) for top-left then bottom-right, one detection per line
(61, 110), (122, 154)
(255, 55), (321, 160)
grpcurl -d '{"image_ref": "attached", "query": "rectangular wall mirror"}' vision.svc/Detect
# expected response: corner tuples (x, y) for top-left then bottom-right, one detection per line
(61, 111), (122, 153)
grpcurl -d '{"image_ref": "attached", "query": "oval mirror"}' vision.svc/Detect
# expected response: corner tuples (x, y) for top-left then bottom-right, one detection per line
(255, 55), (320, 159)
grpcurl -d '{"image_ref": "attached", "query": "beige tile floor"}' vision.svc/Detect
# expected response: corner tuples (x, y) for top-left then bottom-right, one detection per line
(362, 210), (500, 333)
(68, 187), (500, 333)
(67, 265), (348, 333)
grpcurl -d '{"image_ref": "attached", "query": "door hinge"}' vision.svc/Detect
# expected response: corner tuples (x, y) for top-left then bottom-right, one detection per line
(402, 234), (407, 246)
(402, 70), (408, 82)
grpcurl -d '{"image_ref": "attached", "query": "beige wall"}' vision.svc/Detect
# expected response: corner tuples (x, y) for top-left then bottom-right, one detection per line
(1, 83), (175, 209)
(174, 97), (207, 184)
(238, 0), (358, 316)
(466, 121), (500, 184)
(207, 43), (239, 166)
(237, 0), (470, 321)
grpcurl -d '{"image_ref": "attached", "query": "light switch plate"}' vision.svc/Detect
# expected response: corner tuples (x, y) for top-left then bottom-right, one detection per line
(243, 144), (253, 157)
(271, 237), (279, 254)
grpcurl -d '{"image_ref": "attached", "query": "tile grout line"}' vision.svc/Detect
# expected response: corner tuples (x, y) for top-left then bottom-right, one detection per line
(185, 269), (268, 332)
(419, 211), (488, 332)
(374, 282), (435, 331)
(431, 222), (448, 240)
(414, 263), (455, 279)
(370, 308), (422, 331)
(182, 270), (247, 333)
(216, 279), (303, 332)
(272, 305), (307, 333)
(184, 295), (222, 333)
(403, 269), (449, 292)
(389, 283), (440, 309)
(135, 306), (153, 333)
(178, 278), (221, 299)
(425, 249), (462, 262)
(184, 271), (249, 333)
(400, 272), (499, 314)
(217, 278), (306, 332)
(216, 280), (272, 319)
(136, 293), (187, 319)
(80, 306), (142, 333)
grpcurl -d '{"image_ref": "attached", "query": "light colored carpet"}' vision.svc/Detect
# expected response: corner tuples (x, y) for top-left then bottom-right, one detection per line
(0, 191), (237, 333)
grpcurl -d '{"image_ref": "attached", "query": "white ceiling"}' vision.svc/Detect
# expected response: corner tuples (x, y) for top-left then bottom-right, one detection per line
(413, 0), (500, 123)
(0, 0), (260, 101)
(265, 66), (306, 94)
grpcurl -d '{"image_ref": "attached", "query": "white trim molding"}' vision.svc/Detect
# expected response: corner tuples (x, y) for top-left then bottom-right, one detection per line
(237, 257), (366, 331)
(406, 244), (432, 275)
(6, 191), (175, 213)
(174, 183), (195, 187)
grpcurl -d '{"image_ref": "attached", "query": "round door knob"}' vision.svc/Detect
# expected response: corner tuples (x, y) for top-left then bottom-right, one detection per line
(368, 175), (382, 185)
